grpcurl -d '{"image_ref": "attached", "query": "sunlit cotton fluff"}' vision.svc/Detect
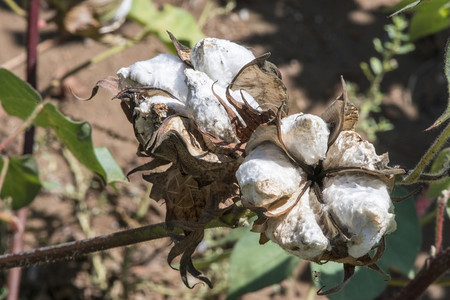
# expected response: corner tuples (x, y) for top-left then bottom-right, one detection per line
(280, 113), (330, 165)
(322, 174), (396, 258)
(185, 69), (238, 143)
(236, 143), (303, 208)
(190, 38), (255, 87)
(117, 54), (188, 101)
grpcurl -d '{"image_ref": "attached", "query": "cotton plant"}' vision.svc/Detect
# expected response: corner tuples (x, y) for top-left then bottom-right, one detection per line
(90, 32), (404, 293)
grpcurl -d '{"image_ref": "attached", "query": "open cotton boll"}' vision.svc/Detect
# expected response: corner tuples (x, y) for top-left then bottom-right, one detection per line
(236, 143), (304, 208)
(265, 189), (329, 259)
(117, 54), (188, 102)
(280, 114), (330, 165)
(190, 38), (255, 88)
(135, 95), (187, 116)
(185, 69), (238, 143)
(323, 131), (383, 170)
(322, 174), (396, 258)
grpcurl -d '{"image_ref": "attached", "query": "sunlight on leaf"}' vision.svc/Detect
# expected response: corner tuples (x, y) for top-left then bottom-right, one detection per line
(128, 0), (204, 49)
(0, 68), (126, 185)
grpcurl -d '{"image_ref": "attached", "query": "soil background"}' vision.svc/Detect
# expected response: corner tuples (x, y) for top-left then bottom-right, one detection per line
(0, 0), (449, 299)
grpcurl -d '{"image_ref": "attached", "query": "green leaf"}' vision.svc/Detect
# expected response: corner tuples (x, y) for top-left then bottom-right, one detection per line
(311, 262), (387, 300)
(396, 43), (415, 54)
(373, 38), (384, 53)
(94, 147), (126, 186)
(378, 186), (421, 275)
(0, 68), (41, 119)
(426, 148), (450, 198)
(128, 0), (204, 49)
(0, 156), (42, 209)
(0, 68), (126, 185)
(370, 57), (383, 75)
(226, 227), (301, 300)
(410, 0), (450, 40)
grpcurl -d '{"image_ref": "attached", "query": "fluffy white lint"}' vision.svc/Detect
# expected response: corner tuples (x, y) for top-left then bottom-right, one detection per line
(190, 38), (255, 88)
(184, 69), (237, 143)
(280, 114), (330, 165)
(117, 54), (188, 101)
(322, 174), (396, 258)
(265, 188), (329, 259)
(136, 95), (187, 116)
(323, 131), (383, 170)
(236, 143), (304, 208)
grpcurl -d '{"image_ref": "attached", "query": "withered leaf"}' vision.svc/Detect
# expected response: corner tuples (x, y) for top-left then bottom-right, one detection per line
(168, 31), (193, 68)
(229, 53), (287, 110)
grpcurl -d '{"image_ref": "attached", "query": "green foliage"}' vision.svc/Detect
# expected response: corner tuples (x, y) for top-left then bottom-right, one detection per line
(311, 263), (387, 300)
(355, 16), (415, 141)
(378, 187), (421, 275)
(389, 0), (450, 40)
(128, 0), (204, 49)
(226, 225), (301, 300)
(311, 187), (421, 299)
(0, 68), (126, 186)
(426, 148), (450, 198)
(0, 68), (125, 209)
(0, 156), (42, 210)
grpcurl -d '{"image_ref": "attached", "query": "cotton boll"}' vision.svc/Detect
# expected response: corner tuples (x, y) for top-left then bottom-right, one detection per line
(236, 143), (304, 208)
(323, 131), (383, 170)
(136, 95), (187, 116)
(191, 38), (255, 88)
(280, 114), (330, 165)
(322, 174), (396, 258)
(265, 188), (329, 260)
(185, 69), (238, 143)
(117, 54), (188, 102)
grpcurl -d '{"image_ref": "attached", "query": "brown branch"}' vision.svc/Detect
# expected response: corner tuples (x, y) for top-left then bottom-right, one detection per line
(390, 247), (450, 300)
(0, 222), (171, 270)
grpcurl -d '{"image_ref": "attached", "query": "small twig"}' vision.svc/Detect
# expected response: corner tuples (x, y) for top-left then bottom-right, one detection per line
(435, 190), (449, 255)
(0, 103), (44, 152)
(0, 156), (9, 192)
(0, 222), (171, 270)
(3, 0), (26, 17)
(390, 247), (450, 300)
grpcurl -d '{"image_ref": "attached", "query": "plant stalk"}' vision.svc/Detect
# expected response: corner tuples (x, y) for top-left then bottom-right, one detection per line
(7, 0), (40, 299)
(390, 247), (450, 300)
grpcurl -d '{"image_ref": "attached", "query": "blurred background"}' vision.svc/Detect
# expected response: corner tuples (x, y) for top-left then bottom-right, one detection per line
(0, 0), (449, 299)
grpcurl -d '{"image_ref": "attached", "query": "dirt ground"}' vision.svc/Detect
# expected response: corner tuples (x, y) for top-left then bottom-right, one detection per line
(0, 0), (449, 299)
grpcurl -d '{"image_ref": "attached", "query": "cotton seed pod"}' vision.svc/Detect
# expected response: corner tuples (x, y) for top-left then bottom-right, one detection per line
(280, 113), (330, 165)
(185, 69), (238, 143)
(264, 188), (330, 260)
(191, 37), (255, 87)
(117, 54), (188, 101)
(237, 86), (405, 294)
(236, 142), (304, 209)
(322, 174), (396, 258)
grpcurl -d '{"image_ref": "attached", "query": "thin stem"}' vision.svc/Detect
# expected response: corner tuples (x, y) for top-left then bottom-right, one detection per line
(3, 0), (26, 17)
(0, 156), (9, 192)
(390, 247), (450, 300)
(7, 0), (40, 299)
(0, 103), (44, 152)
(435, 190), (449, 255)
(400, 122), (450, 184)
